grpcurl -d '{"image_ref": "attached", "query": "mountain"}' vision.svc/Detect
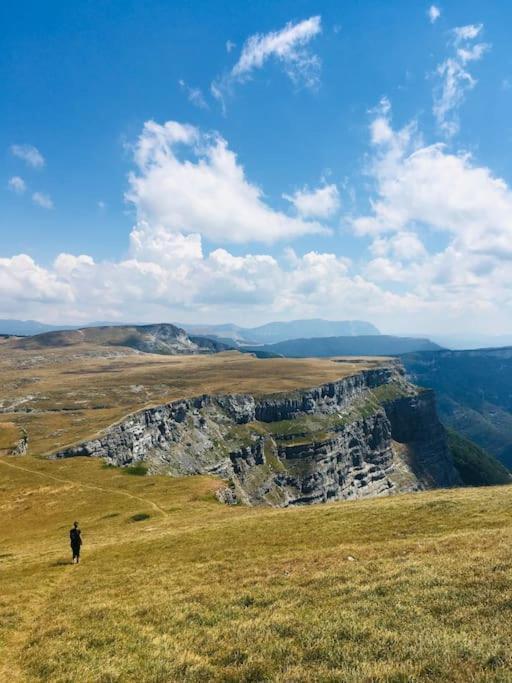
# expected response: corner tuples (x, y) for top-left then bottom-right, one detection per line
(180, 319), (380, 345)
(429, 333), (512, 350)
(0, 319), (74, 336)
(10, 323), (230, 355)
(241, 335), (442, 358)
(402, 347), (512, 468)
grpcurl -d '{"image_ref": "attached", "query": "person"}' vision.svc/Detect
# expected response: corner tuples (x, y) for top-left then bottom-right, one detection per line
(69, 521), (82, 564)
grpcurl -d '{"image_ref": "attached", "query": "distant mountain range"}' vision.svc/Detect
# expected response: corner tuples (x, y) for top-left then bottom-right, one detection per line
(0, 318), (380, 344)
(402, 347), (512, 468)
(0, 319), (127, 336)
(241, 335), (442, 358)
(180, 319), (380, 345)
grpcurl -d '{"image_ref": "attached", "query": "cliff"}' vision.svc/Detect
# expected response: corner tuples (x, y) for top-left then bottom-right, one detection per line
(53, 361), (459, 506)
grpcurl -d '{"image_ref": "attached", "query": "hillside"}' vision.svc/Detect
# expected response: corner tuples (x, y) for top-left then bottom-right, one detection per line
(9, 323), (229, 355)
(242, 335), (442, 357)
(447, 429), (511, 486)
(2, 454), (512, 681)
(402, 347), (512, 467)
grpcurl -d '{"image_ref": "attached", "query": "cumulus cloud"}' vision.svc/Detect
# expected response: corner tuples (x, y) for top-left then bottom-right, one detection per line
(3, 112), (512, 334)
(352, 102), (512, 329)
(10, 144), (45, 168)
(428, 5), (441, 23)
(433, 23), (490, 136)
(212, 16), (322, 105)
(354, 105), (512, 260)
(284, 183), (340, 218)
(8, 176), (26, 194)
(32, 191), (54, 209)
(0, 255), (73, 306)
(126, 120), (327, 244)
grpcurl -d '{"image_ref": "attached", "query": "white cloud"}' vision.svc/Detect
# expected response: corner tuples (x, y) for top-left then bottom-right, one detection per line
(212, 16), (322, 105)
(8, 176), (26, 194)
(32, 192), (53, 209)
(126, 120), (327, 244)
(351, 103), (512, 329)
(433, 23), (490, 136)
(354, 109), (512, 260)
(284, 183), (340, 218)
(370, 232), (427, 261)
(428, 5), (441, 23)
(453, 24), (482, 43)
(10, 144), (45, 168)
(3, 113), (512, 334)
(226, 40), (236, 53)
(178, 79), (209, 109)
(0, 255), (73, 305)
(231, 15), (321, 85)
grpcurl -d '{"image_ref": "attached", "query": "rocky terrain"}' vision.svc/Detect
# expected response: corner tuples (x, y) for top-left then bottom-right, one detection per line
(54, 361), (459, 506)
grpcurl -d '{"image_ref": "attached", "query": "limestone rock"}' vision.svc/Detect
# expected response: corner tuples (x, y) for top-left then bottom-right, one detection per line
(52, 362), (459, 507)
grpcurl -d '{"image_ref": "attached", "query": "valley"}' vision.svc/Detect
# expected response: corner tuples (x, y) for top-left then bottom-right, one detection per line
(403, 347), (512, 468)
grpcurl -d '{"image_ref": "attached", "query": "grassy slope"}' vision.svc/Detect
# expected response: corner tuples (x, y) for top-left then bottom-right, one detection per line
(0, 345), (379, 457)
(2, 455), (512, 681)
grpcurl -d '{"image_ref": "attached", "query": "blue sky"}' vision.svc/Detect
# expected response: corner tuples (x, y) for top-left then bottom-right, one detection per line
(2, 1), (512, 334)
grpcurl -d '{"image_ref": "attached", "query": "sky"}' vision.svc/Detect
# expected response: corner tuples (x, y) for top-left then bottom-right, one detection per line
(1, 0), (512, 335)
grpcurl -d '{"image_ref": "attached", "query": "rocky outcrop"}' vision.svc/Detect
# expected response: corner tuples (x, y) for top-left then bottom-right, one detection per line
(52, 362), (459, 506)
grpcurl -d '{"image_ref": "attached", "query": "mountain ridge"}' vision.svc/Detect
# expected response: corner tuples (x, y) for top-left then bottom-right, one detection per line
(8, 323), (229, 356)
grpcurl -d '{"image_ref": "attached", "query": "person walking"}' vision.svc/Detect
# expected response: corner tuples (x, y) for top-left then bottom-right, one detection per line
(70, 521), (82, 564)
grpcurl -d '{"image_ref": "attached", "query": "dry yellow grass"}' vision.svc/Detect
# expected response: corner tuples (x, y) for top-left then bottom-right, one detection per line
(0, 344), (383, 456)
(1, 453), (512, 681)
(0, 423), (23, 453)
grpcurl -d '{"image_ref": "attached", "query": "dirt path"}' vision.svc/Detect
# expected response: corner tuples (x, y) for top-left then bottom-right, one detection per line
(0, 457), (168, 517)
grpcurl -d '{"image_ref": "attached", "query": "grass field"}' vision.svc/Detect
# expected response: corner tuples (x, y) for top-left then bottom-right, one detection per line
(0, 344), (383, 458)
(2, 453), (512, 682)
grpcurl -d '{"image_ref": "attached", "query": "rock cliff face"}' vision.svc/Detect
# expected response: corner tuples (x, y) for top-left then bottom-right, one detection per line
(53, 362), (459, 506)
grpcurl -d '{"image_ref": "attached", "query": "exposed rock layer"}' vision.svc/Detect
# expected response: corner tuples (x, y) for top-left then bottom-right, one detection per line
(53, 363), (459, 506)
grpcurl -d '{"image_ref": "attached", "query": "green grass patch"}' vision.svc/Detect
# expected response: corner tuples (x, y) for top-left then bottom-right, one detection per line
(123, 464), (148, 476)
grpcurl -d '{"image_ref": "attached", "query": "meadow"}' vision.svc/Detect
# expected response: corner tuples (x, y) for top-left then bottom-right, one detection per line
(1, 453), (512, 682)
(0, 343), (378, 457)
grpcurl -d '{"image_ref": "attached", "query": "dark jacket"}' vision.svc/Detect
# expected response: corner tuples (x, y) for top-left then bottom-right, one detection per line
(70, 528), (82, 547)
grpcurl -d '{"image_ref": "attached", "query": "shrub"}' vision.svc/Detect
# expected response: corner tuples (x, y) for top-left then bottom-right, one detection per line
(129, 512), (151, 522)
(123, 464), (148, 476)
